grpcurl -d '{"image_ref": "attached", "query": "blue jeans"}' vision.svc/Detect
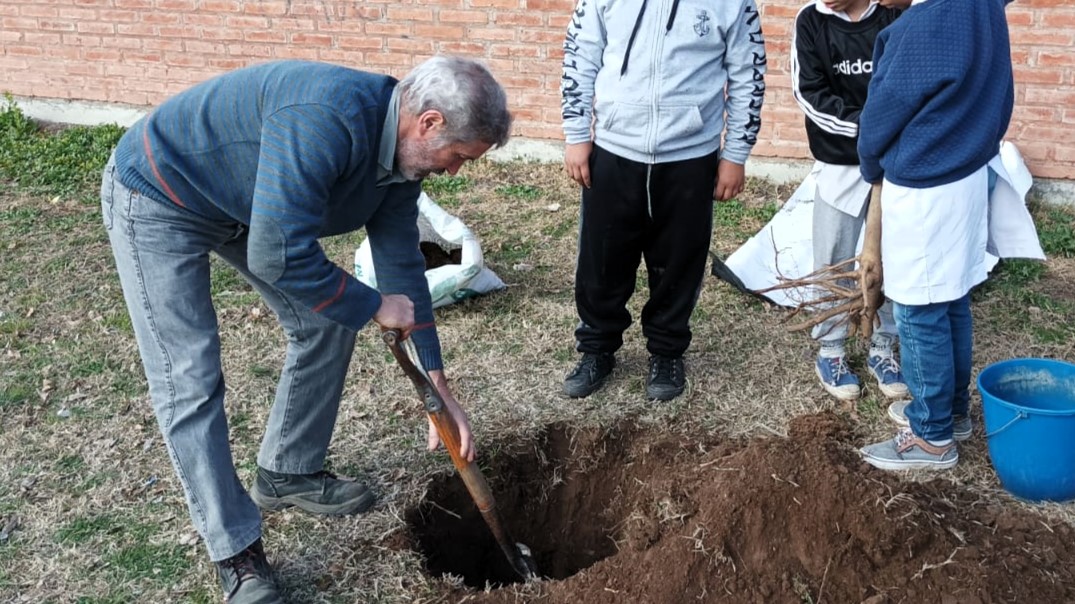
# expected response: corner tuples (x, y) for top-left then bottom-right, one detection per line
(893, 294), (973, 442)
(101, 157), (356, 561)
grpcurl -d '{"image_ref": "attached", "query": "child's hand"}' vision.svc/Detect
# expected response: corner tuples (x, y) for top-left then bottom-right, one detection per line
(713, 159), (745, 201)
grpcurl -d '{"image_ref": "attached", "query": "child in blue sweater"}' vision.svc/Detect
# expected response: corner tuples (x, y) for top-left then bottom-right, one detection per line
(856, 0), (1015, 471)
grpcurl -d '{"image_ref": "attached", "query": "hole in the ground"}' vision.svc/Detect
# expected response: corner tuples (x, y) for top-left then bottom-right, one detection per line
(406, 423), (627, 588)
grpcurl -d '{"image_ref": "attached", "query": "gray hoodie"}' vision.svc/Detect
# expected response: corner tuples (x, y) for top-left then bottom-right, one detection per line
(562, 0), (767, 165)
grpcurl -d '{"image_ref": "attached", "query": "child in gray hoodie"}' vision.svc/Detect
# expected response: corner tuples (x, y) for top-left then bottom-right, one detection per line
(560, 0), (766, 401)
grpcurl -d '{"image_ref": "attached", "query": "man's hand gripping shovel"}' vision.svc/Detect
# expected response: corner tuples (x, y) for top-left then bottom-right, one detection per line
(382, 329), (540, 581)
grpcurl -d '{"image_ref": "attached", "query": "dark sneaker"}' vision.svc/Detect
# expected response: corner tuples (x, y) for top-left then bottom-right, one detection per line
(563, 352), (616, 398)
(216, 539), (282, 604)
(646, 355), (686, 401)
(860, 428), (959, 471)
(887, 401), (972, 441)
(815, 355), (861, 401)
(250, 468), (375, 516)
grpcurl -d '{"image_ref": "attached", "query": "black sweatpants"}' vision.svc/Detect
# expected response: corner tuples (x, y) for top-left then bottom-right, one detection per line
(574, 145), (719, 358)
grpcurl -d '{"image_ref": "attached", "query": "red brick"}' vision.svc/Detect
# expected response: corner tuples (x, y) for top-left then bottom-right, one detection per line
(201, 27), (244, 41)
(62, 33), (102, 46)
(525, 0), (573, 11)
(290, 33), (333, 46)
(201, 0), (241, 11)
(19, 5), (58, 18)
(437, 41), (486, 55)
(440, 9), (488, 24)
(387, 37), (435, 53)
(520, 29), (563, 44)
(366, 22), (413, 36)
(116, 23), (159, 36)
(386, 6), (433, 21)
(227, 43), (273, 57)
(114, 0), (152, 8)
(495, 12), (543, 26)
(273, 18), (316, 31)
(470, 0), (520, 8)
(415, 24), (465, 39)
(141, 12), (181, 24)
(225, 15), (268, 28)
(183, 13), (223, 26)
(1038, 51), (1075, 67)
(142, 37), (184, 51)
(1041, 9), (1075, 28)
(490, 44), (542, 58)
(317, 49), (368, 64)
(58, 7), (98, 19)
(469, 27), (515, 41)
(83, 48), (122, 61)
(1014, 67), (1065, 85)
(185, 40), (227, 54)
(156, 0), (195, 10)
(207, 57), (248, 70)
(102, 36), (144, 49)
(158, 25), (201, 38)
(273, 46), (320, 60)
(242, 2), (288, 16)
(77, 22), (116, 34)
(99, 10), (138, 22)
(0, 30), (21, 42)
(245, 30), (287, 44)
(2, 17), (37, 29)
(47, 46), (82, 60)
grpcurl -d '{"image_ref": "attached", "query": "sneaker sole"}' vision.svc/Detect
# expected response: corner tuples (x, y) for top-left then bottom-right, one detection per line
(887, 404), (972, 442)
(250, 488), (376, 516)
(861, 450), (959, 471)
(869, 367), (909, 399)
(646, 385), (686, 401)
(815, 365), (860, 401)
(563, 376), (611, 399)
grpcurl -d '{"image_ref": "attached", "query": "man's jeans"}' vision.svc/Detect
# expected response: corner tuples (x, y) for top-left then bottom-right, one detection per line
(101, 157), (356, 561)
(893, 293), (973, 442)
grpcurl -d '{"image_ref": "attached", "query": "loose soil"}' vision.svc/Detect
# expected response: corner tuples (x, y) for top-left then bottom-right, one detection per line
(404, 413), (1075, 603)
(421, 241), (462, 269)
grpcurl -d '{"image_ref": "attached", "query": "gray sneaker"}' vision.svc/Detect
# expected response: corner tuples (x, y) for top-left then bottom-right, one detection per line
(861, 428), (959, 471)
(887, 401), (972, 441)
(216, 539), (283, 604)
(251, 468), (375, 516)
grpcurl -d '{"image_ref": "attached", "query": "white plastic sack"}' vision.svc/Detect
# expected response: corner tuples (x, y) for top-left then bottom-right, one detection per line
(353, 192), (505, 308)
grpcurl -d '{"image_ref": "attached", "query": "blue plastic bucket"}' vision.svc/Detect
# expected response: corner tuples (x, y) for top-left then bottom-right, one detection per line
(978, 358), (1075, 502)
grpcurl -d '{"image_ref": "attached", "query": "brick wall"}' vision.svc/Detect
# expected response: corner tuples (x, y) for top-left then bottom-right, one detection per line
(2, 0), (1073, 179)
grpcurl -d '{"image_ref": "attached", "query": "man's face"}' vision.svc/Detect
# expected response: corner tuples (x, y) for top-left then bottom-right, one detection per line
(397, 135), (491, 181)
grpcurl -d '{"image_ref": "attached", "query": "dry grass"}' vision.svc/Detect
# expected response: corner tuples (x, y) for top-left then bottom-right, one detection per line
(1, 161), (1074, 603)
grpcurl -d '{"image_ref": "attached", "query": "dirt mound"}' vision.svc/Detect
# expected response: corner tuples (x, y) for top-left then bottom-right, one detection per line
(404, 412), (1075, 603)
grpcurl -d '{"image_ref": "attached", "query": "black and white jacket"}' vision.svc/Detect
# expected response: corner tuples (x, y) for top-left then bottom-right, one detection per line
(791, 1), (901, 166)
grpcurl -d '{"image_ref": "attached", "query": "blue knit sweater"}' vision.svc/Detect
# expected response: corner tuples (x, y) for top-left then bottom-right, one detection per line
(857, 0), (1013, 187)
(113, 61), (443, 370)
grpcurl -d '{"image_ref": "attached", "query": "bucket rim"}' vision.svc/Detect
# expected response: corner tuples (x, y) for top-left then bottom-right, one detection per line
(977, 357), (1075, 417)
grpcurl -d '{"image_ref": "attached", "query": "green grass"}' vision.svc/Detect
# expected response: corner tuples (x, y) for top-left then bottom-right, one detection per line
(714, 199), (780, 242)
(0, 96), (124, 202)
(56, 514), (121, 545)
(104, 541), (190, 587)
(1034, 204), (1075, 258)
(495, 184), (543, 201)
(422, 174), (471, 209)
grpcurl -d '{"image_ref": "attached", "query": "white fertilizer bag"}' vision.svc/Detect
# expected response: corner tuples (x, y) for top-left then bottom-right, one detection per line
(353, 192), (505, 309)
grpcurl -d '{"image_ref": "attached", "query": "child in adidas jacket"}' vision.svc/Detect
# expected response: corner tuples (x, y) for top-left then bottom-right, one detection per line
(791, 0), (908, 403)
(857, 0), (1015, 471)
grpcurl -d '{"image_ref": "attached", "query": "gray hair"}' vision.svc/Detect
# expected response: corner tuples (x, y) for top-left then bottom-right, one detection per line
(398, 56), (512, 148)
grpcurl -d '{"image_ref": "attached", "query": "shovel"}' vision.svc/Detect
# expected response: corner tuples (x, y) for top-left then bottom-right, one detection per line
(382, 329), (540, 581)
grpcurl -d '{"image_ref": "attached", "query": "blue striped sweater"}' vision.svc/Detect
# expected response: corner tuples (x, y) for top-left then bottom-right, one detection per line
(857, 0), (1013, 188)
(113, 60), (442, 370)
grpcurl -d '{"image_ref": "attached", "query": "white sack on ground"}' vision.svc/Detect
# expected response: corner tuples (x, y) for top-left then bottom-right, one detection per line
(354, 192), (505, 309)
